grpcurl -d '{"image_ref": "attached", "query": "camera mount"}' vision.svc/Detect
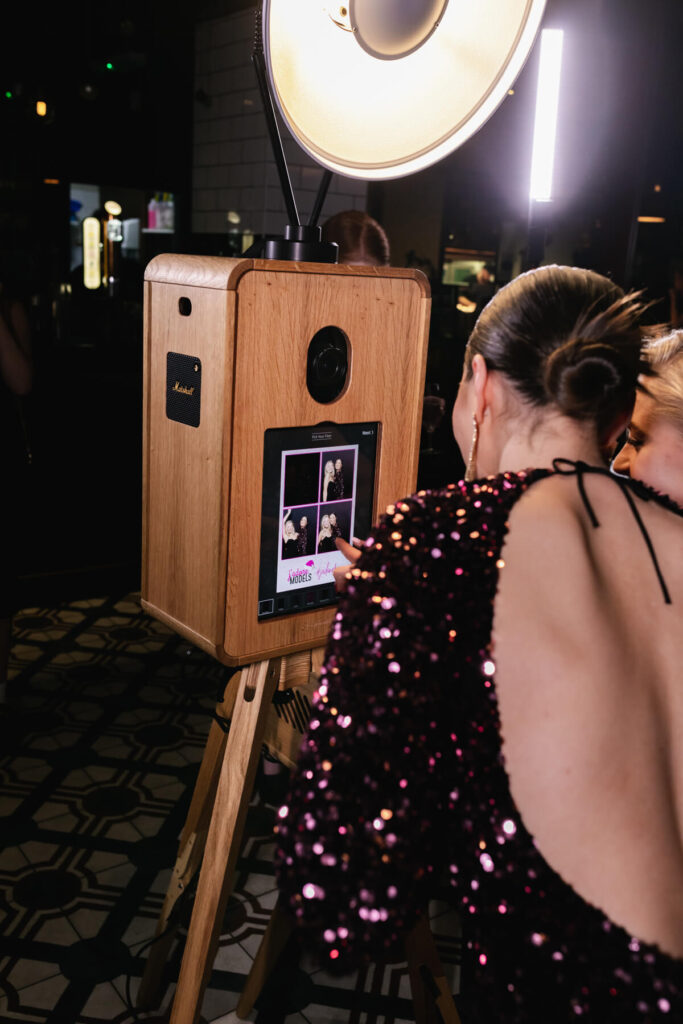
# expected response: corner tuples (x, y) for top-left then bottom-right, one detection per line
(244, 9), (339, 264)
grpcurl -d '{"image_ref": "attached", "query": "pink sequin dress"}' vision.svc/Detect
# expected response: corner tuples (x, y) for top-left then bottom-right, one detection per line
(276, 465), (683, 1022)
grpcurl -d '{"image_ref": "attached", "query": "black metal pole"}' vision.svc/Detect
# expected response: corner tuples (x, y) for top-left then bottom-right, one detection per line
(308, 170), (333, 228)
(252, 9), (300, 228)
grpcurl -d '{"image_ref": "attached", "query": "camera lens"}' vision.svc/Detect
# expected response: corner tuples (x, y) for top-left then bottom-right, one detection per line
(316, 349), (341, 379)
(306, 326), (349, 403)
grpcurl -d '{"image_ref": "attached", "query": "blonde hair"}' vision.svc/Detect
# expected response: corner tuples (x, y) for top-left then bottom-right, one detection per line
(642, 330), (683, 436)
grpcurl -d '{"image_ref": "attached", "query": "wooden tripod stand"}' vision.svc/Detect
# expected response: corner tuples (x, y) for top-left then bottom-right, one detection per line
(137, 648), (321, 1017)
(137, 647), (461, 1024)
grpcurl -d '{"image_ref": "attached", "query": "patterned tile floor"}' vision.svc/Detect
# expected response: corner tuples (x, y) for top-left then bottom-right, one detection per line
(0, 592), (460, 1023)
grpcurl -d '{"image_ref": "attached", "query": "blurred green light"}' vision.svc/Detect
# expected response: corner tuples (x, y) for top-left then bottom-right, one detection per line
(105, 62), (114, 70)
(4, 90), (12, 99)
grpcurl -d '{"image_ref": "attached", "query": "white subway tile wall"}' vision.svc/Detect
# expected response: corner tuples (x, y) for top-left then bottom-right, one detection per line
(193, 9), (368, 239)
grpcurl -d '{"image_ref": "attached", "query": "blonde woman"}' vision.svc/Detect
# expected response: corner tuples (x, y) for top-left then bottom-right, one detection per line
(322, 460), (336, 502)
(317, 514), (336, 553)
(281, 509), (299, 559)
(612, 330), (683, 504)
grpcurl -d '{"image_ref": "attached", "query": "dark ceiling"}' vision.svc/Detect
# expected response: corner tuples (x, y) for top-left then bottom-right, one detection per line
(1, 0), (681, 293)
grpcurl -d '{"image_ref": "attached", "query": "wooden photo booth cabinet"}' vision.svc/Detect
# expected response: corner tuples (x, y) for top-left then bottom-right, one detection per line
(142, 254), (431, 665)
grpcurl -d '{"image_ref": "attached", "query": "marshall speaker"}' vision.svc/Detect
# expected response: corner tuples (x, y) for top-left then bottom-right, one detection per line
(142, 254), (430, 666)
(166, 352), (202, 427)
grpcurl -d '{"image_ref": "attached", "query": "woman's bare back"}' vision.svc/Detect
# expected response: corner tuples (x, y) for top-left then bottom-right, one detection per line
(493, 471), (683, 957)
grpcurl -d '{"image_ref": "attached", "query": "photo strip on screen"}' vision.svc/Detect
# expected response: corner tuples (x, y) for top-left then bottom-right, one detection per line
(319, 448), (355, 503)
(281, 504), (317, 560)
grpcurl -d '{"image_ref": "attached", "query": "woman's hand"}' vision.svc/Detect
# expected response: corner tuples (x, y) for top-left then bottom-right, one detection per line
(333, 537), (364, 592)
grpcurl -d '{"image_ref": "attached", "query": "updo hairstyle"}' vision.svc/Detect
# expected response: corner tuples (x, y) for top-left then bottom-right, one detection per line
(641, 330), (683, 437)
(465, 265), (648, 437)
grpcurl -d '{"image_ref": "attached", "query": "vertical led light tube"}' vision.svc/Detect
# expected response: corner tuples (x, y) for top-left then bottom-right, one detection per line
(83, 217), (101, 290)
(529, 28), (563, 202)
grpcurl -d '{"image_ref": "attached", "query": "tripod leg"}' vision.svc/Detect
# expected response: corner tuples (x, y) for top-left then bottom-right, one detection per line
(178, 674), (239, 847)
(136, 829), (205, 1009)
(235, 899), (293, 1019)
(136, 681), (237, 1010)
(405, 915), (462, 1024)
(170, 657), (281, 1024)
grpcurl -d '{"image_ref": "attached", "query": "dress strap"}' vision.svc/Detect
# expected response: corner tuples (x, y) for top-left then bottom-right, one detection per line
(551, 458), (672, 605)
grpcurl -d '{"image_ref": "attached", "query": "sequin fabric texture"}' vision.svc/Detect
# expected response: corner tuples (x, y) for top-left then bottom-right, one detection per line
(275, 469), (683, 1022)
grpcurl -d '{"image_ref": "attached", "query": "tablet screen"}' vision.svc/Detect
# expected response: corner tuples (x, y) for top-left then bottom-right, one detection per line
(257, 422), (379, 620)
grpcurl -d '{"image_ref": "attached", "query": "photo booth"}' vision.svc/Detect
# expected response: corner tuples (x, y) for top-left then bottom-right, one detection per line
(142, 255), (430, 665)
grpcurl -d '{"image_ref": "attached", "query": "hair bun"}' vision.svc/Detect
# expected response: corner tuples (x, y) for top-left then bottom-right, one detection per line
(543, 339), (624, 418)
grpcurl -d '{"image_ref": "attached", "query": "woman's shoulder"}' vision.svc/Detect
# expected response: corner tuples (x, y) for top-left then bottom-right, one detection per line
(376, 470), (544, 531)
(358, 471), (542, 574)
(506, 469), (593, 528)
(375, 466), (633, 544)
(507, 462), (674, 540)
(498, 466), (661, 629)
(377, 468), (621, 599)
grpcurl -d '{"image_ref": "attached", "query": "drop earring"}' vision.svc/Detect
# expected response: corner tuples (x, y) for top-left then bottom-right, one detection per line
(464, 414), (479, 482)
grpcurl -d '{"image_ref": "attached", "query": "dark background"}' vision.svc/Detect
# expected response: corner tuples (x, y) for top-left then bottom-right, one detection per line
(2, 0), (682, 605)
(284, 454), (321, 509)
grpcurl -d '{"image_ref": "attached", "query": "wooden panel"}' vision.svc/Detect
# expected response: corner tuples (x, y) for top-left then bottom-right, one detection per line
(223, 265), (431, 664)
(138, 599), (221, 661)
(142, 278), (235, 646)
(144, 253), (252, 290)
(249, 257), (432, 295)
(144, 253), (431, 294)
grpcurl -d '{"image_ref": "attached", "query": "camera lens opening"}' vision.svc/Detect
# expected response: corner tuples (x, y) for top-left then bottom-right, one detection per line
(306, 325), (350, 404)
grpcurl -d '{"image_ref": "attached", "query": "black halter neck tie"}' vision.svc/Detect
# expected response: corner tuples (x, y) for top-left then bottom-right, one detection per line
(551, 458), (675, 606)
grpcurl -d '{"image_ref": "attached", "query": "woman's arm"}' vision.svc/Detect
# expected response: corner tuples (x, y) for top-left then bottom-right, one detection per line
(0, 300), (32, 396)
(282, 508), (291, 542)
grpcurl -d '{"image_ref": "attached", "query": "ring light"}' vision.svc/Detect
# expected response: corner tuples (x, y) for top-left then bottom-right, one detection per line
(264, 0), (547, 180)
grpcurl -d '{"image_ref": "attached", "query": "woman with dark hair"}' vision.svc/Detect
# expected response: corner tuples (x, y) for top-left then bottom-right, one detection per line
(296, 515), (309, 557)
(333, 458), (345, 499)
(321, 210), (390, 267)
(276, 266), (683, 1020)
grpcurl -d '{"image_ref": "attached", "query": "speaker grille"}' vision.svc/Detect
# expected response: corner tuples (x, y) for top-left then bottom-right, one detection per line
(166, 352), (201, 427)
